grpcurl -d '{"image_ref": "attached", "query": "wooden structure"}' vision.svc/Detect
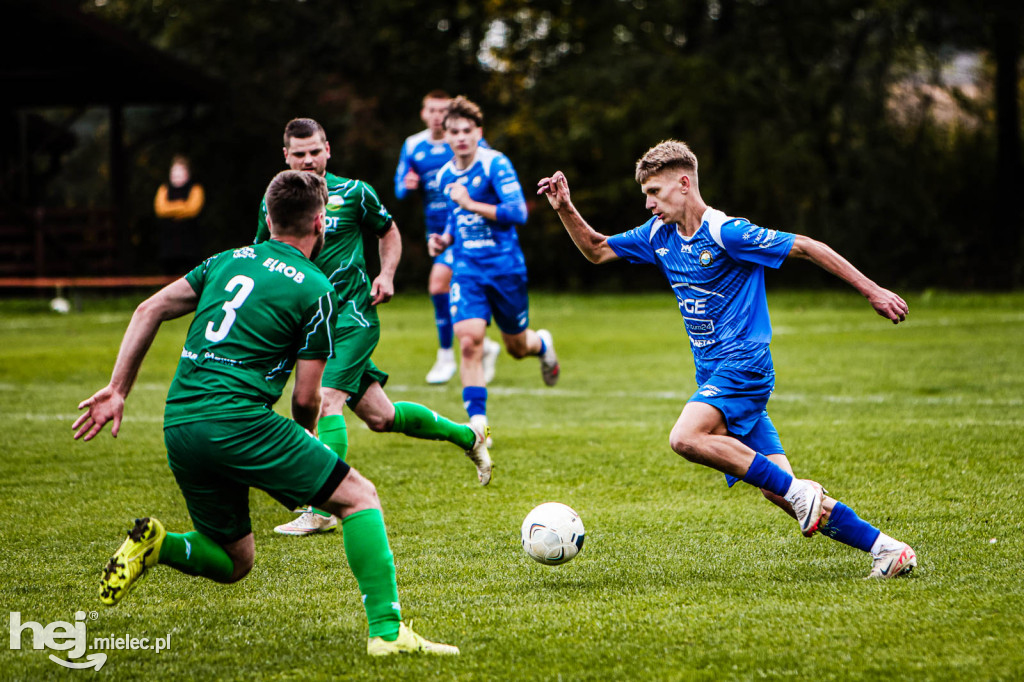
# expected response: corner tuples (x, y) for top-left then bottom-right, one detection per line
(0, 0), (219, 282)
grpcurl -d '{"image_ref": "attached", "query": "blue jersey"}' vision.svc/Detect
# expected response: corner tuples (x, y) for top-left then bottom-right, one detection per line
(437, 147), (528, 276)
(394, 130), (452, 235)
(394, 131), (490, 236)
(607, 208), (795, 381)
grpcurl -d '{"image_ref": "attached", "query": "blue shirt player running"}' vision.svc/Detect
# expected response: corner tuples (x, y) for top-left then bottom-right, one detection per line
(538, 140), (917, 579)
(394, 90), (500, 385)
(429, 96), (560, 440)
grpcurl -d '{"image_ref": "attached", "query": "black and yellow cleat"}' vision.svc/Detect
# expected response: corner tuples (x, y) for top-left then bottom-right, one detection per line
(99, 517), (165, 606)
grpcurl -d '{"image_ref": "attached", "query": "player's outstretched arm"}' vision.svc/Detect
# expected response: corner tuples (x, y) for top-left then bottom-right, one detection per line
(537, 171), (619, 264)
(788, 234), (908, 324)
(73, 279), (199, 441)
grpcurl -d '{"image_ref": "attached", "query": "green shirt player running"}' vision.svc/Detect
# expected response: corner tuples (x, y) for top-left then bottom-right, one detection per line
(257, 118), (492, 537)
(75, 170), (458, 655)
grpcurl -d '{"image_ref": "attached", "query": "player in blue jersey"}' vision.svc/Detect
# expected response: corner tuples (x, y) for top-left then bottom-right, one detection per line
(538, 140), (916, 579)
(429, 96), (560, 439)
(395, 90), (501, 385)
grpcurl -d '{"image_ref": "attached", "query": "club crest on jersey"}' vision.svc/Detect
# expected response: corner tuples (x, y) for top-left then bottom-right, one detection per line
(699, 250), (714, 267)
(327, 195), (345, 210)
(415, 151), (426, 161)
(472, 176), (483, 187)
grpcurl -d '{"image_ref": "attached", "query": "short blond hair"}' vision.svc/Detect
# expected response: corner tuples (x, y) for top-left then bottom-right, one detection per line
(635, 140), (698, 184)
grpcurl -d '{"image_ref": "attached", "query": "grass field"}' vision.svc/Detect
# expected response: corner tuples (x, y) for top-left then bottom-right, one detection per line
(2, 289), (1023, 681)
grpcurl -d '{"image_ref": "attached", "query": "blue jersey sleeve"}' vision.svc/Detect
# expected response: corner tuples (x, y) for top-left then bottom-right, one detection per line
(607, 222), (657, 265)
(490, 155), (528, 225)
(393, 140), (412, 200)
(717, 219), (795, 269)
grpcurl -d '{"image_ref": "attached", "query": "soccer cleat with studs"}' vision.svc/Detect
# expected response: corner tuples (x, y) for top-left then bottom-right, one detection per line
(367, 622), (460, 656)
(99, 517), (165, 606)
(426, 348), (458, 385)
(868, 543), (917, 579)
(465, 421), (493, 486)
(274, 507), (338, 536)
(789, 480), (825, 537)
(537, 329), (560, 386)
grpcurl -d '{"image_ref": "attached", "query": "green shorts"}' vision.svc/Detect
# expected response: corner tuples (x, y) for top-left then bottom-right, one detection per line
(164, 411), (349, 545)
(323, 325), (389, 406)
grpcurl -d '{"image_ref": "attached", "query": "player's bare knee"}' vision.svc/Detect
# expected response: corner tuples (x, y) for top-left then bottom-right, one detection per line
(347, 474), (381, 512)
(220, 538), (254, 584)
(669, 432), (702, 462)
(459, 336), (482, 359)
(360, 411), (392, 432)
(505, 339), (529, 359)
(226, 557), (253, 584)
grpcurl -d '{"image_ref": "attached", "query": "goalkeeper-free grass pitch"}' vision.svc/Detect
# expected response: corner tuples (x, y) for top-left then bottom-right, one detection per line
(1, 290), (1022, 680)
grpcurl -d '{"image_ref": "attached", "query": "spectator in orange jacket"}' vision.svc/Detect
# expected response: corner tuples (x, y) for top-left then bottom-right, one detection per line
(154, 155), (205, 275)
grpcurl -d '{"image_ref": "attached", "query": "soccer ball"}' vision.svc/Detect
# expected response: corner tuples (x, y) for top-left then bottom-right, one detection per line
(520, 502), (585, 566)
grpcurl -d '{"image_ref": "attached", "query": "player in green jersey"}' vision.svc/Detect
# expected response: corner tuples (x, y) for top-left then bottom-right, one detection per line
(257, 118), (492, 537)
(75, 170), (458, 655)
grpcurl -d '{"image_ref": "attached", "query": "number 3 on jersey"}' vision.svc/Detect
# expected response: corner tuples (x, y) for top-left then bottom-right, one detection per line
(205, 275), (255, 342)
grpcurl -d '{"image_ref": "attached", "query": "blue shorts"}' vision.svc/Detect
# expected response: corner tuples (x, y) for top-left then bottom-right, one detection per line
(432, 246), (454, 269)
(687, 366), (785, 486)
(450, 271), (529, 334)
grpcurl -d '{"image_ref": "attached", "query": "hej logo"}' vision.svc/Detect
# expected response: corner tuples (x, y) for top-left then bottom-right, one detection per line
(9, 611), (106, 670)
(10, 610), (172, 670)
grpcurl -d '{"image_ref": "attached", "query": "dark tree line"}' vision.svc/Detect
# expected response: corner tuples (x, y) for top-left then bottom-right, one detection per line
(78, 0), (1022, 290)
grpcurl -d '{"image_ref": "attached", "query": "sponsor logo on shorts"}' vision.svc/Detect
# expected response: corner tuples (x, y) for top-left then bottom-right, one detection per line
(698, 384), (721, 398)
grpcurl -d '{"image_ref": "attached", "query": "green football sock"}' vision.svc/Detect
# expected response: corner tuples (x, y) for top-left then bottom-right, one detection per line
(342, 508), (402, 640)
(319, 414), (349, 462)
(391, 401), (475, 450)
(158, 531), (234, 583)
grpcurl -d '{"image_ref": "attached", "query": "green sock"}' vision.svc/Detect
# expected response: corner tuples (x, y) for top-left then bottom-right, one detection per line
(319, 414), (349, 462)
(158, 531), (234, 582)
(392, 401), (475, 450)
(342, 508), (402, 640)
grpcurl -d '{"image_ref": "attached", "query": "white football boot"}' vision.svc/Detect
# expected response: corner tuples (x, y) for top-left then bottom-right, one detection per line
(274, 507), (338, 536)
(537, 329), (560, 386)
(868, 543), (917, 579)
(784, 479), (825, 537)
(469, 414), (493, 448)
(465, 420), (493, 485)
(426, 348), (457, 385)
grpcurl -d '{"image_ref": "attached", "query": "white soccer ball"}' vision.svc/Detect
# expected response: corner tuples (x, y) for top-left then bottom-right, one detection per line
(520, 502), (585, 566)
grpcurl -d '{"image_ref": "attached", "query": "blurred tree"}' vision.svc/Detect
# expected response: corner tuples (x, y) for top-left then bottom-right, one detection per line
(72, 0), (1021, 289)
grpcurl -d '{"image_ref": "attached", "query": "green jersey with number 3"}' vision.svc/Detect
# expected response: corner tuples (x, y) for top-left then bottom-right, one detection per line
(164, 240), (338, 427)
(256, 171), (393, 329)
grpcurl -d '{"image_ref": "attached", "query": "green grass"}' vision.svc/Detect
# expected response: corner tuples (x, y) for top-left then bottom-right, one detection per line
(1, 290), (1023, 680)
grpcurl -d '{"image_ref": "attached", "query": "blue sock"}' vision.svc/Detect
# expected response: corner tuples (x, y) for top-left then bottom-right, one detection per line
(432, 293), (453, 349)
(462, 386), (487, 419)
(819, 502), (881, 553)
(741, 453), (794, 498)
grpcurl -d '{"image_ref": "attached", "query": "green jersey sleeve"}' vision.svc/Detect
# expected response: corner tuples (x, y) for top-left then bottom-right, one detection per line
(350, 179), (393, 237)
(255, 197), (271, 244)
